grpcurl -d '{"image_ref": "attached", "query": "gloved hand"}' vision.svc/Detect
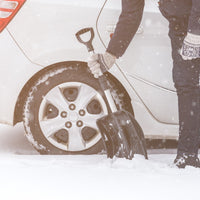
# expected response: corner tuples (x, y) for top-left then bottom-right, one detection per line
(180, 33), (200, 60)
(87, 52), (116, 78)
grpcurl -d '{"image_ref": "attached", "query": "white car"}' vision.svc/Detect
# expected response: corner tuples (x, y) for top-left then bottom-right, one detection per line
(0, 0), (178, 154)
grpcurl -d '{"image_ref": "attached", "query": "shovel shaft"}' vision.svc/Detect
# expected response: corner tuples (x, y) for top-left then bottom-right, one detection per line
(104, 89), (117, 112)
(98, 72), (117, 113)
(89, 52), (117, 113)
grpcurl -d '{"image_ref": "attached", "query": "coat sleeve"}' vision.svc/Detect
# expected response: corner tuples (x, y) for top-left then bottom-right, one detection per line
(188, 0), (200, 35)
(106, 0), (144, 58)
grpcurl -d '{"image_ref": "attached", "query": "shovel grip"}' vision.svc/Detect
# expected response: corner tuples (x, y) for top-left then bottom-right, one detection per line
(75, 27), (94, 52)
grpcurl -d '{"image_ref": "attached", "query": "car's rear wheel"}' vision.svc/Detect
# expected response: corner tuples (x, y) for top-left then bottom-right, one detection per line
(23, 62), (130, 154)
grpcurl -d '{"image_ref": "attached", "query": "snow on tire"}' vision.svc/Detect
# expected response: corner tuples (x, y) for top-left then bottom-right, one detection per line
(23, 62), (110, 154)
(23, 62), (134, 155)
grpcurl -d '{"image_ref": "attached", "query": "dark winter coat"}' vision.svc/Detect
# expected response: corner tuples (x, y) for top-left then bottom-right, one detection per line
(159, 0), (200, 35)
(189, 0), (200, 35)
(106, 0), (200, 58)
(106, 0), (144, 58)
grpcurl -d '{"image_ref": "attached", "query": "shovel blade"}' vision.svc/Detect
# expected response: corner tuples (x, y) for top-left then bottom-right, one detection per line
(97, 110), (148, 160)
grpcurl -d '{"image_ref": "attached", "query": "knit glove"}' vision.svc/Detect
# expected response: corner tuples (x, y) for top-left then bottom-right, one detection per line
(180, 33), (200, 60)
(87, 52), (116, 78)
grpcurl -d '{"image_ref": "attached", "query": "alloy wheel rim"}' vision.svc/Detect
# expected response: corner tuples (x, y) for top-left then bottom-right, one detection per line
(38, 82), (108, 151)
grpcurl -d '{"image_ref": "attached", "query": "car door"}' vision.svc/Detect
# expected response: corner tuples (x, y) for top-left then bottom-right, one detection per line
(97, 0), (178, 125)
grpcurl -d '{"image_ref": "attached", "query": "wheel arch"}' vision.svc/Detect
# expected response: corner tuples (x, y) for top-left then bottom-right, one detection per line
(13, 61), (133, 125)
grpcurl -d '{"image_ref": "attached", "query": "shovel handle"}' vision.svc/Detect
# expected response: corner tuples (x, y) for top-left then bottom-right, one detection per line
(76, 27), (117, 113)
(75, 27), (94, 52)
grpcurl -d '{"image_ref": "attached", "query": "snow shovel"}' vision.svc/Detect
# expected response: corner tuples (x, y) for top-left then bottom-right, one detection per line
(76, 27), (148, 160)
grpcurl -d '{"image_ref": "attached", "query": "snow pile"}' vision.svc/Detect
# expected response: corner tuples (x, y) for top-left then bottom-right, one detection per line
(0, 124), (199, 200)
(0, 154), (200, 200)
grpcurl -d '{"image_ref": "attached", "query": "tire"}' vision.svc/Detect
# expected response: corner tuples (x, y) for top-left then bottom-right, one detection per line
(23, 62), (130, 155)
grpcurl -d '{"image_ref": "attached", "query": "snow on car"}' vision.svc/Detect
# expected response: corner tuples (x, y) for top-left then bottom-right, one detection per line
(0, 0), (178, 155)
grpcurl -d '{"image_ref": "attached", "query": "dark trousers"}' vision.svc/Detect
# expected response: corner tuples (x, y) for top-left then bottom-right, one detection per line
(159, 0), (200, 155)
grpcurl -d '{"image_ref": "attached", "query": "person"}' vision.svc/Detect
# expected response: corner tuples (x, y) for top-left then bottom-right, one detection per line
(87, 0), (200, 168)
(159, 0), (200, 168)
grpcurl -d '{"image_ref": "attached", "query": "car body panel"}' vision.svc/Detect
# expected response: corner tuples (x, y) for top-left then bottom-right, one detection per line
(0, 29), (42, 125)
(108, 66), (179, 140)
(7, 0), (107, 66)
(127, 76), (178, 124)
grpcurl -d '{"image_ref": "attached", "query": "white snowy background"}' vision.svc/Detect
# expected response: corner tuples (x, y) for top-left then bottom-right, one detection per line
(0, 123), (199, 200)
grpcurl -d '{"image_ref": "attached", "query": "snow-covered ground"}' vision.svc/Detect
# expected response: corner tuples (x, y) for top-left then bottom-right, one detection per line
(0, 123), (199, 200)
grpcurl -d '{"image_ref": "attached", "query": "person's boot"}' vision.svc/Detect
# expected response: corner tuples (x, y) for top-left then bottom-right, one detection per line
(174, 153), (200, 168)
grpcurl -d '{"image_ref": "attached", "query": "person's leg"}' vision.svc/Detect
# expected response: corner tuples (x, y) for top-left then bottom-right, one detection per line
(169, 18), (200, 156)
(159, 1), (200, 167)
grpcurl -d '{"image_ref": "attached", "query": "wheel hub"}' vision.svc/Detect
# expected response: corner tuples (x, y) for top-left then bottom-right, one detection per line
(68, 112), (78, 122)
